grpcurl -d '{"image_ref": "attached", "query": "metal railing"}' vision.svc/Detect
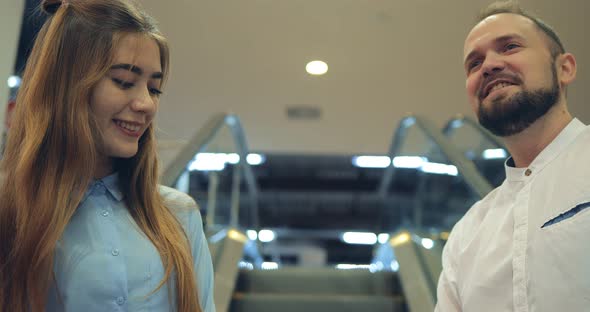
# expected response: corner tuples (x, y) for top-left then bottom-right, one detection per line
(161, 113), (260, 230)
(442, 114), (505, 149)
(377, 114), (494, 200)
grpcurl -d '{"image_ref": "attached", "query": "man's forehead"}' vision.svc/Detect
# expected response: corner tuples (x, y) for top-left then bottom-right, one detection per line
(463, 13), (537, 57)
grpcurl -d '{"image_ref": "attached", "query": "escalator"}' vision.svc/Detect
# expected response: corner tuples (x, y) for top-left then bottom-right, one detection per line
(161, 112), (499, 312)
(232, 268), (404, 312)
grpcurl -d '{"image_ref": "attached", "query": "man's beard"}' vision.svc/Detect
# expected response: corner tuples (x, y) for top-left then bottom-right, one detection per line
(477, 65), (560, 137)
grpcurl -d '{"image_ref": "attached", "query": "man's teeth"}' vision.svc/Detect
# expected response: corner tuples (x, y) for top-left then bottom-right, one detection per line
(490, 82), (512, 93)
(115, 120), (140, 132)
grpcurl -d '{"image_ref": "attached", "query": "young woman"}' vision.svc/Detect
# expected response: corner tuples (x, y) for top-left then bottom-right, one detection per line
(0, 0), (215, 311)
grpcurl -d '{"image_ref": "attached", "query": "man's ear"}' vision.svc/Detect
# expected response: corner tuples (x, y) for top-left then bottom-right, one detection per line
(557, 53), (577, 87)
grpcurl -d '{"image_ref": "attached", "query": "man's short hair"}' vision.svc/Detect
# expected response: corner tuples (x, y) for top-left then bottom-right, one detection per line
(477, 1), (565, 58)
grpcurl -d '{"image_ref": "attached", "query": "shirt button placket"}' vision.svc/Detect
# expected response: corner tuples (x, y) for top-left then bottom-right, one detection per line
(111, 248), (120, 256)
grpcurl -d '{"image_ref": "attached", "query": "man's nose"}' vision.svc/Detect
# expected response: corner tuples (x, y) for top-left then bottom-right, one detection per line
(482, 54), (506, 78)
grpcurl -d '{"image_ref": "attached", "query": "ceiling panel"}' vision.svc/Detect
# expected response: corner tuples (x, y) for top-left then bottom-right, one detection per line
(142, 0), (590, 157)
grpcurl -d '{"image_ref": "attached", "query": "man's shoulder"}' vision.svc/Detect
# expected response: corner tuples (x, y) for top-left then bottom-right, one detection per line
(567, 124), (590, 154)
(450, 185), (504, 236)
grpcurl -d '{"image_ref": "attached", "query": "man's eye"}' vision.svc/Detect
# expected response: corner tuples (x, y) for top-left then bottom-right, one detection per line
(468, 60), (481, 72)
(505, 43), (520, 51)
(112, 78), (134, 89)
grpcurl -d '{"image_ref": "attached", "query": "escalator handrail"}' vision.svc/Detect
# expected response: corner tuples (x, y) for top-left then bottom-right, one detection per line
(443, 114), (506, 149)
(377, 114), (493, 199)
(161, 113), (260, 229)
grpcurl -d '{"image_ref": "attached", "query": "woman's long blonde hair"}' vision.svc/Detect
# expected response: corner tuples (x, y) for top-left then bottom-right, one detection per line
(0, 1), (202, 311)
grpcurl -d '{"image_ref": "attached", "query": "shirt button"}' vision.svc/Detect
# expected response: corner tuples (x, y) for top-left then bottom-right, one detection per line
(101, 210), (109, 217)
(116, 296), (125, 305)
(524, 168), (532, 176)
(111, 249), (120, 256)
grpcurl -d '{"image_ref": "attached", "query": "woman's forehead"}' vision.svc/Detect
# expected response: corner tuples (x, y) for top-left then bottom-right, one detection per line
(112, 34), (162, 74)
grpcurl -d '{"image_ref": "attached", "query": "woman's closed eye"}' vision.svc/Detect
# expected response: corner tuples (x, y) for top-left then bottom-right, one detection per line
(149, 87), (162, 96)
(112, 78), (134, 89)
(113, 78), (162, 96)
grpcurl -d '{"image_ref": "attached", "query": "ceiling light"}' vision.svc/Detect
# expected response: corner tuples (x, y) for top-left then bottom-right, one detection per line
(306, 60), (328, 75)
(421, 238), (434, 250)
(421, 162), (458, 176)
(378, 233), (390, 244)
(258, 229), (276, 243)
(482, 148), (508, 159)
(188, 153), (226, 171)
(247, 153), (265, 166)
(392, 156), (427, 169)
(390, 260), (399, 272)
(341, 232), (377, 245)
(7, 75), (21, 88)
(352, 156), (391, 168)
(336, 264), (371, 270)
(261, 262), (279, 270)
(246, 230), (258, 241)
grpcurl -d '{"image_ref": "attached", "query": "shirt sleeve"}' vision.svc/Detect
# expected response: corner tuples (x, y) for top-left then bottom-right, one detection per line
(435, 222), (462, 312)
(188, 204), (216, 312)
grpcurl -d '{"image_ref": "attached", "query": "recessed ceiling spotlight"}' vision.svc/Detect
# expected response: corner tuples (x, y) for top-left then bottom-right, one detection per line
(306, 60), (328, 75)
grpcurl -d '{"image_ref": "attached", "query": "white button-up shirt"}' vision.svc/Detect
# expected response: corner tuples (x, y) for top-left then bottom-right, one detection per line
(435, 118), (590, 312)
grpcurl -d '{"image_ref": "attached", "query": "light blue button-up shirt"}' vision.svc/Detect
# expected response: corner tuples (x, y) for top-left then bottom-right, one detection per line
(46, 173), (215, 311)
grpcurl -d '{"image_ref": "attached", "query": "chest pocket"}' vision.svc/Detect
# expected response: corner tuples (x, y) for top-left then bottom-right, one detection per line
(541, 201), (590, 229)
(530, 198), (590, 308)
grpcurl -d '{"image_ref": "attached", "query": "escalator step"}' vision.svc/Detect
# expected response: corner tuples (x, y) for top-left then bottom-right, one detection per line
(230, 293), (406, 312)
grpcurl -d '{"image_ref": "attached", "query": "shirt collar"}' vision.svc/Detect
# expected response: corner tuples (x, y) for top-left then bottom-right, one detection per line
(505, 118), (586, 182)
(81, 172), (124, 203)
(101, 172), (124, 201)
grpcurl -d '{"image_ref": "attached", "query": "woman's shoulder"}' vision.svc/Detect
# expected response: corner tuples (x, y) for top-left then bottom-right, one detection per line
(158, 185), (198, 210)
(158, 185), (204, 234)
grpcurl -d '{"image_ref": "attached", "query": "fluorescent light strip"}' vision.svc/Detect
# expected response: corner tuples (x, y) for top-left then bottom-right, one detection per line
(238, 261), (254, 270)
(258, 229), (275, 243)
(226, 153), (240, 164)
(188, 153), (266, 171)
(341, 232), (377, 245)
(188, 153), (226, 171)
(246, 230), (258, 241)
(261, 262), (279, 270)
(352, 156), (391, 168)
(336, 264), (371, 270)
(483, 148), (508, 159)
(247, 153), (265, 165)
(377, 233), (390, 244)
(421, 238), (434, 250)
(392, 156), (427, 169)
(420, 162), (458, 176)
(390, 260), (399, 272)
(352, 155), (457, 176)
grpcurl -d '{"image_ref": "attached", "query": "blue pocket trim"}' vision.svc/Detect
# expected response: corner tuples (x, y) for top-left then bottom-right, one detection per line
(541, 202), (590, 228)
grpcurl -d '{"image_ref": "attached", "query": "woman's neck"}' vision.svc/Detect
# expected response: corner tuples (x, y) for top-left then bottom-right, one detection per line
(95, 156), (114, 179)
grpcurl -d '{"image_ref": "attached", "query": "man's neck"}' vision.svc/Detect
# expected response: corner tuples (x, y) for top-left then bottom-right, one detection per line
(503, 103), (572, 168)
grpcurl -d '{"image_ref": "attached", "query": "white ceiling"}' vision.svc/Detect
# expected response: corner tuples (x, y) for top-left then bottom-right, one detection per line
(142, 0), (590, 159)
